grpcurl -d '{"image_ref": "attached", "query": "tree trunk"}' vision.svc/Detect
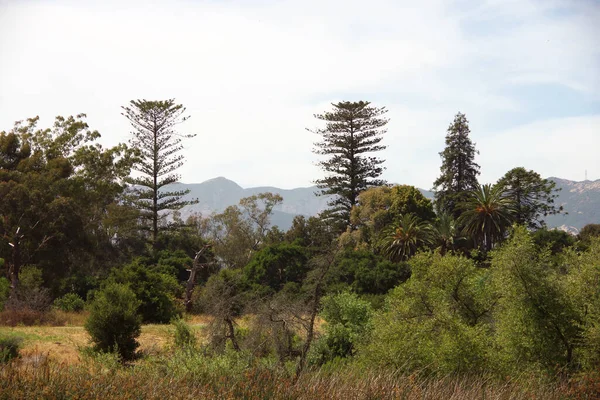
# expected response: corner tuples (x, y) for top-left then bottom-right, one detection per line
(225, 317), (240, 351)
(8, 239), (21, 296)
(185, 246), (211, 312)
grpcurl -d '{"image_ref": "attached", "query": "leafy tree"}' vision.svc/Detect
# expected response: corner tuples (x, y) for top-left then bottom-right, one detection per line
(361, 252), (494, 374)
(122, 99), (197, 245)
(565, 238), (600, 370)
(0, 116), (135, 296)
(579, 223), (600, 245)
(285, 215), (336, 252)
(532, 228), (575, 255)
(243, 243), (309, 293)
(108, 259), (181, 323)
(433, 112), (480, 218)
(497, 167), (564, 229)
(329, 250), (410, 295)
(309, 101), (388, 232)
(309, 292), (373, 364)
(379, 213), (433, 262)
(201, 193), (282, 269)
(350, 185), (435, 246)
(85, 283), (141, 361)
(491, 226), (582, 372)
(458, 184), (514, 252)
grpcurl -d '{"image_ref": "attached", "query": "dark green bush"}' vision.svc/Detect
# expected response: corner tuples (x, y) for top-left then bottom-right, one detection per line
(244, 243), (309, 292)
(53, 293), (85, 312)
(84, 283), (141, 361)
(109, 260), (181, 323)
(0, 335), (22, 363)
(330, 250), (410, 295)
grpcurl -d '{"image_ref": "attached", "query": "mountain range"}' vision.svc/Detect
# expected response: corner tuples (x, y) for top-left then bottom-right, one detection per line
(170, 177), (600, 233)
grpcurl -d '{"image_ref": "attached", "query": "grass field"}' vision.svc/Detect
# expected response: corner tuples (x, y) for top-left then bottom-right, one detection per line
(1, 313), (598, 399)
(0, 313), (210, 364)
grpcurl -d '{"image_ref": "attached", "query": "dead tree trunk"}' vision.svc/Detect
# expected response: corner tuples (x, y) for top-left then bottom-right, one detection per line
(294, 251), (336, 382)
(185, 245), (211, 312)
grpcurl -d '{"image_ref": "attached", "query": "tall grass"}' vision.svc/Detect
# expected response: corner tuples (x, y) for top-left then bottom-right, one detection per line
(0, 349), (591, 399)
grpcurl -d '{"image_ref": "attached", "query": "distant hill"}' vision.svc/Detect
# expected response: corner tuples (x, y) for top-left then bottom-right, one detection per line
(544, 177), (600, 234)
(168, 177), (599, 232)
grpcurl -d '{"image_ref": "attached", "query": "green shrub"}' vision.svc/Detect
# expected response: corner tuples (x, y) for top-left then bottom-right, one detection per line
(0, 335), (22, 363)
(310, 292), (373, 365)
(109, 260), (181, 323)
(172, 317), (196, 349)
(53, 293), (85, 312)
(361, 252), (493, 375)
(84, 283), (141, 361)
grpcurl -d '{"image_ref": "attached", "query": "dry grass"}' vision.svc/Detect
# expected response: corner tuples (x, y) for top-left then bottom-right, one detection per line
(0, 356), (589, 400)
(0, 313), (209, 364)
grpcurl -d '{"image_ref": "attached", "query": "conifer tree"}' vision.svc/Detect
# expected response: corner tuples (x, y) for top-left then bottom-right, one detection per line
(309, 101), (388, 232)
(122, 99), (197, 245)
(433, 112), (480, 219)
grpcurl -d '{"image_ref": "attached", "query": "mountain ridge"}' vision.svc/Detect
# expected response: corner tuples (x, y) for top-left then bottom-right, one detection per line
(170, 177), (599, 232)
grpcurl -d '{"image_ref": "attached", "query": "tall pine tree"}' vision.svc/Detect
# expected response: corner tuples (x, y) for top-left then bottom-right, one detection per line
(433, 112), (480, 219)
(122, 99), (197, 245)
(310, 101), (388, 232)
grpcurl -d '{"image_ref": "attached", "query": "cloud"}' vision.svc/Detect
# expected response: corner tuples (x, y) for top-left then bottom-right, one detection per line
(0, 0), (598, 189)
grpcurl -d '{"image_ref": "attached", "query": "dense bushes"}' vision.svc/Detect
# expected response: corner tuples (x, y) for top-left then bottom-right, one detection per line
(310, 292), (373, 364)
(85, 283), (142, 361)
(329, 250), (410, 295)
(109, 260), (181, 323)
(243, 243), (309, 292)
(53, 293), (85, 312)
(362, 252), (493, 374)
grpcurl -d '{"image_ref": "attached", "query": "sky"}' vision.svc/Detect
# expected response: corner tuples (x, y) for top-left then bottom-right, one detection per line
(1, 0), (599, 190)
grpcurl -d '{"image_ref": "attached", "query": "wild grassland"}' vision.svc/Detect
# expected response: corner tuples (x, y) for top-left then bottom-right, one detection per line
(0, 313), (597, 399)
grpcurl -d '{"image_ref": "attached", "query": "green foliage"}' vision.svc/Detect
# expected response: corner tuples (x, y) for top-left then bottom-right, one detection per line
(565, 238), (600, 370)
(362, 252), (494, 375)
(109, 259), (181, 323)
(352, 185), (435, 237)
(310, 292), (373, 364)
(171, 317), (197, 349)
(433, 112), (480, 218)
(379, 213), (433, 261)
(285, 215), (336, 251)
(578, 224), (600, 246)
(490, 226), (582, 373)
(532, 228), (575, 255)
(0, 335), (22, 363)
(244, 243), (309, 292)
(457, 183), (515, 252)
(0, 277), (9, 311)
(497, 167), (564, 229)
(84, 283), (141, 361)
(53, 293), (85, 312)
(310, 101), (388, 231)
(330, 250), (410, 295)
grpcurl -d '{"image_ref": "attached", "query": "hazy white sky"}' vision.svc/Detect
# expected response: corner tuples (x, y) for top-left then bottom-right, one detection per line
(1, 0), (599, 189)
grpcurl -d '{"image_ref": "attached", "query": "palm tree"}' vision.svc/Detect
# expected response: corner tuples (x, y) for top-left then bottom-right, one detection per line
(431, 212), (463, 255)
(457, 184), (515, 252)
(380, 213), (433, 262)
